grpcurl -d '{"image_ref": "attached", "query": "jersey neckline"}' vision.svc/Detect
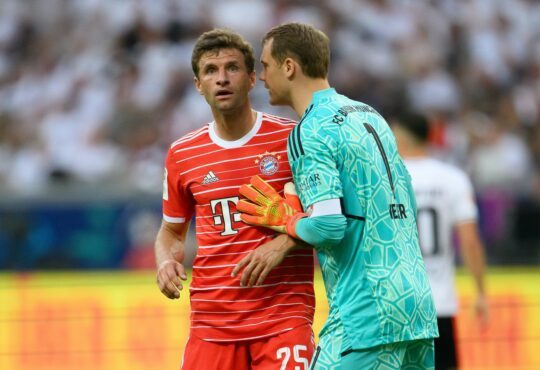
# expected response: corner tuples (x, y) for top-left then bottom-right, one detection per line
(208, 111), (262, 149)
(310, 88), (337, 104)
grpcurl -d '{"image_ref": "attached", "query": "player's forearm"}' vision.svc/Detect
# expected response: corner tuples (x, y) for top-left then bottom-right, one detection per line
(154, 222), (187, 268)
(155, 240), (184, 268)
(463, 241), (486, 294)
(459, 223), (487, 294)
(279, 233), (311, 252)
(265, 234), (309, 257)
(295, 214), (347, 249)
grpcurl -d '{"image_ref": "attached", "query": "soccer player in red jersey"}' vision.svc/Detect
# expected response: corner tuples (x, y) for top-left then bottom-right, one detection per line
(154, 29), (315, 370)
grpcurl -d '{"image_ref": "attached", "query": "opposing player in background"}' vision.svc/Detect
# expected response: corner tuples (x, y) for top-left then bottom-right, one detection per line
(392, 111), (489, 370)
(154, 29), (315, 370)
(235, 23), (438, 369)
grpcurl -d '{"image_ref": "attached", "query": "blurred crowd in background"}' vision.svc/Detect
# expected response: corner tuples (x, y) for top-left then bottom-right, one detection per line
(1, 0), (540, 268)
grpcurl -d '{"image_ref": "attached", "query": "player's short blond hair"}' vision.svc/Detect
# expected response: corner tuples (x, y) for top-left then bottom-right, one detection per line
(263, 23), (330, 79)
(192, 29), (255, 78)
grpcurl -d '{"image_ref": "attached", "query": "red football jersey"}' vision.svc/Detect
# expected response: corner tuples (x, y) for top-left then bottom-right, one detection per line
(163, 112), (315, 341)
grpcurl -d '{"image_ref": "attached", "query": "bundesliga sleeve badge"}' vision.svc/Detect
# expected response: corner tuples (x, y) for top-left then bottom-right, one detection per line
(255, 151), (281, 176)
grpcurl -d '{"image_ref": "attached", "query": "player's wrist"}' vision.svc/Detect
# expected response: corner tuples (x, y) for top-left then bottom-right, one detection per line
(273, 233), (298, 252)
(286, 212), (308, 239)
(158, 259), (178, 271)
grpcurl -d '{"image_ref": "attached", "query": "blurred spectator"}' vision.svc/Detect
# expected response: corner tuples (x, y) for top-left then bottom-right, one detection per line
(0, 0), (539, 265)
(0, 0), (537, 195)
(464, 111), (531, 193)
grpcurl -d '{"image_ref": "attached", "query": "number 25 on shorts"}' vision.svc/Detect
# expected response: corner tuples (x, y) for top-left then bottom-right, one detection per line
(276, 345), (309, 370)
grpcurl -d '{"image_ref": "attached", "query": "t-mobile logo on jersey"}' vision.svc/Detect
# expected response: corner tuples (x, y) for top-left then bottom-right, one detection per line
(210, 197), (242, 236)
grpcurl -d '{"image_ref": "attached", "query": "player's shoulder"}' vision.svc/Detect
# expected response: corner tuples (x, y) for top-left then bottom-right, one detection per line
(413, 158), (471, 185)
(260, 111), (297, 132)
(169, 124), (211, 152)
(291, 103), (344, 152)
(295, 102), (332, 133)
(261, 111), (296, 125)
(305, 94), (383, 129)
(431, 158), (469, 180)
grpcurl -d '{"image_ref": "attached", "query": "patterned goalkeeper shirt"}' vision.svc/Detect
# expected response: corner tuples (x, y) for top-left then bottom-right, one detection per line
(287, 88), (438, 352)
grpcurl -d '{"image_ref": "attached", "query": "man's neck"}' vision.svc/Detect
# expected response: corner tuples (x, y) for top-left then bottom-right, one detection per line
(401, 146), (429, 159)
(212, 105), (256, 141)
(290, 78), (330, 118)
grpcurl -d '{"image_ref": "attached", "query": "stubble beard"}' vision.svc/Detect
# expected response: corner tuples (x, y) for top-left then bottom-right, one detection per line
(268, 90), (286, 106)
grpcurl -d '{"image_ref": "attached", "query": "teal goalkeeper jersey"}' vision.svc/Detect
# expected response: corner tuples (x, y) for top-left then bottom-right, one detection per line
(288, 88), (438, 351)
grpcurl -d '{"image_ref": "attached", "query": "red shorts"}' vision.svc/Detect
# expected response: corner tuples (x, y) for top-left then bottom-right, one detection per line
(181, 324), (314, 370)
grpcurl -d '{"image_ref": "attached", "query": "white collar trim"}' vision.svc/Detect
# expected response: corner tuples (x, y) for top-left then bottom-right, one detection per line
(208, 111), (262, 149)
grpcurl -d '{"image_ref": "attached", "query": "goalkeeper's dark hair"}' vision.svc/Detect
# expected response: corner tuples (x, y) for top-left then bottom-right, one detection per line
(393, 111), (430, 144)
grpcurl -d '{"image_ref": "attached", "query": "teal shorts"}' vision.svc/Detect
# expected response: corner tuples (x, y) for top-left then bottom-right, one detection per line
(311, 337), (435, 370)
(309, 326), (344, 370)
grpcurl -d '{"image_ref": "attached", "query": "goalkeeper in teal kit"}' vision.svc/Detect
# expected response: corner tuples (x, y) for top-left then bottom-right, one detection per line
(232, 22), (438, 369)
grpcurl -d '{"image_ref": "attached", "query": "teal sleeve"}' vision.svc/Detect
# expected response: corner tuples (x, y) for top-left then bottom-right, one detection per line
(288, 117), (343, 209)
(295, 214), (347, 249)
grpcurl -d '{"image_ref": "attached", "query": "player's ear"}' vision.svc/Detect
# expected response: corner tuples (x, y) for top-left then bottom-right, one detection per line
(283, 57), (296, 79)
(248, 70), (256, 90)
(194, 76), (203, 95)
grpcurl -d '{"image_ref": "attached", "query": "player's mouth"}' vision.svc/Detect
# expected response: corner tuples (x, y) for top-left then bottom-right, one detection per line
(216, 90), (233, 100)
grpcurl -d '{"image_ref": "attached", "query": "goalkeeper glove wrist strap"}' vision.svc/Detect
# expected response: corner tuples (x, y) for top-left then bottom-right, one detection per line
(286, 212), (308, 239)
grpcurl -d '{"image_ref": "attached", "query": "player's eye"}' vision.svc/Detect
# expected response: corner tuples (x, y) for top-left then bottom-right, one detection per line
(228, 64), (239, 72)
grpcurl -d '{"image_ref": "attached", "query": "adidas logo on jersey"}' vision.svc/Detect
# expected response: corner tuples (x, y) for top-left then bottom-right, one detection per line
(202, 171), (219, 185)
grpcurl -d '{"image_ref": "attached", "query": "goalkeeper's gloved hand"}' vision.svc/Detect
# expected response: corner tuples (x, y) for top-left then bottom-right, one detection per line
(237, 176), (307, 238)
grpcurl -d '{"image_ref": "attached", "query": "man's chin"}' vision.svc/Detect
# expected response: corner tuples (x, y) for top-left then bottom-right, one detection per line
(214, 101), (236, 112)
(268, 95), (284, 106)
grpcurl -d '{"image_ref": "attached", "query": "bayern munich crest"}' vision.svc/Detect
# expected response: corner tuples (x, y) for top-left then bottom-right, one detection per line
(255, 151), (281, 176)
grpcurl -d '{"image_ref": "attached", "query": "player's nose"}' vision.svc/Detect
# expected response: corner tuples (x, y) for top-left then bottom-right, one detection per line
(216, 67), (229, 86)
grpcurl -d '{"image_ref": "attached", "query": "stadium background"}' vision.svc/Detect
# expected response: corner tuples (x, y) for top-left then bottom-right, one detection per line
(1, 0), (539, 369)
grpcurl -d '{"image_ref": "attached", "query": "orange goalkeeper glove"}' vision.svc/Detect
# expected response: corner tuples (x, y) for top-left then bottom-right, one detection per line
(237, 176), (307, 238)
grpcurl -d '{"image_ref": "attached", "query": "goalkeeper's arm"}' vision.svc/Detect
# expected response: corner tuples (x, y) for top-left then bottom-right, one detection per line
(237, 176), (347, 247)
(294, 198), (347, 249)
(237, 176), (346, 248)
(234, 177), (347, 286)
(232, 198), (346, 287)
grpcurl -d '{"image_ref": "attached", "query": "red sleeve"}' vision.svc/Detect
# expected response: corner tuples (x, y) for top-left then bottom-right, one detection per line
(162, 147), (194, 223)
